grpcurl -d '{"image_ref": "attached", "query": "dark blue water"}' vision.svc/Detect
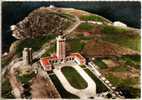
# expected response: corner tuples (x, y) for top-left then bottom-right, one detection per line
(2, 1), (141, 53)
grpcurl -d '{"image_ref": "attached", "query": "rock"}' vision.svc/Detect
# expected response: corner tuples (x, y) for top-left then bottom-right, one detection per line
(10, 7), (76, 39)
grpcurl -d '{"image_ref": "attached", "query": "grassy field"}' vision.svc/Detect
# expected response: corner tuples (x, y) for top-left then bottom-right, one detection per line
(2, 58), (11, 68)
(120, 55), (140, 64)
(61, 66), (88, 89)
(68, 39), (85, 52)
(78, 23), (94, 31)
(102, 25), (129, 34)
(118, 55), (140, 69)
(16, 34), (57, 56)
(94, 59), (108, 69)
(84, 68), (108, 93)
(49, 74), (79, 98)
(80, 15), (104, 22)
(106, 73), (139, 88)
(111, 66), (129, 72)
(102, 25), (140, 51)
(41, 43), (56, 57)
(77, 33), (95, 40)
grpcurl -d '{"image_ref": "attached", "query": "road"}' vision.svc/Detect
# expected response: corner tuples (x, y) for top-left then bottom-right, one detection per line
(8, 61), (24, 98)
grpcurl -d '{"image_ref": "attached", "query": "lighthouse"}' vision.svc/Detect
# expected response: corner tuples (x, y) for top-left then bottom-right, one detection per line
(56, 35), (66, 59)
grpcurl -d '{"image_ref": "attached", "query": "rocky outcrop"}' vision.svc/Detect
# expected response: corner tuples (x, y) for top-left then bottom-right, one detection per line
(11, 7), (76, 39)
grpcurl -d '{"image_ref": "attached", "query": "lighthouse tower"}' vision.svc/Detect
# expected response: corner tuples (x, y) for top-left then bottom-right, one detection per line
(56, 35), (66, 59)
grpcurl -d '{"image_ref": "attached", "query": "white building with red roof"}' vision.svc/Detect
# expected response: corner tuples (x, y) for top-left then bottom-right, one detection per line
(40, 57), (52, 71)
(70, 53), (86, 65)
(40, 35), (86, 71)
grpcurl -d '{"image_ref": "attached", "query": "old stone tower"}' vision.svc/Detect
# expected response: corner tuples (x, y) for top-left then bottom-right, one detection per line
(22, 48), (32, 65)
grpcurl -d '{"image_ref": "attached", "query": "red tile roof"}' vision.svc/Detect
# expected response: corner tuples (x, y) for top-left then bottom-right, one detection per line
(40, 58), (52, 71)
(70, 53), (85, 60)
(41, 58), (50, 65)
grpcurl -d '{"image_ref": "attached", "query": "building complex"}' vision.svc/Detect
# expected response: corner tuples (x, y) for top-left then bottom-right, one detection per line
(39, 35), (86, 71)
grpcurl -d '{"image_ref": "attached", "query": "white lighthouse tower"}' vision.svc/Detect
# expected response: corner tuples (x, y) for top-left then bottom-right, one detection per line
(56, 35), (66, 59)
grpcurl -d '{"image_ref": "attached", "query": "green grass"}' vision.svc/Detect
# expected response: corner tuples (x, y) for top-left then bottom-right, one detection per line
(102, 25), (129, 34)
(84, 68), (108, 93)
(68, 39), (85, 52)
(16, 34), (57, 56)
(42, 43), (56, 57)
(111, 66), (129, 72)
(2, 79), (14, 98)
(80, 65), (86, 68)
(16, 72), (35, 84)
(106, 73), (137, 87)
(78, 23), (94, 31)
(80, 15), (103, 21)
(120, 55), (140, 64)
(61, 66), (88, 89)
(102, 25), (140, 51)
(94, 59), (108, 69)
(118, 55), (140, 69)
(49, 74), (79, 98)
(2, 58), (10, 68)
(106, 74), (140, 98)
(54, 12), (75, 21)
(2, 54), (14, 68)
(77, 33), (95, 40)
(61, 13), (76, 21)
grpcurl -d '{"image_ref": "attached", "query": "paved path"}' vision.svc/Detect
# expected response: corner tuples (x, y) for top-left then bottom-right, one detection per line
(8, 61), (24, 98)
(53, 61), (96, 99)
